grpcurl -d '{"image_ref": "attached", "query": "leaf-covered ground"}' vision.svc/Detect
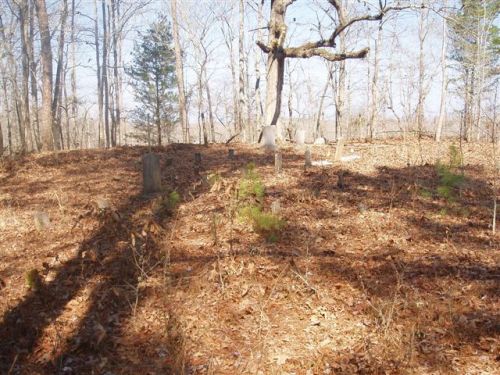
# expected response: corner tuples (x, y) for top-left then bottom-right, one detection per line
(0, 140), (498, 374)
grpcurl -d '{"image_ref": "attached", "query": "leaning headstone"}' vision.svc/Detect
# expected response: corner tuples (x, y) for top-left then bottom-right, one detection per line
(296, 130), (306, 145)
(142, 153), (162, 194)
(261, 126), (276, 151)
(228, 149), (235, 160)
(275, 151), (282, 174)
(271, 200), (281, 215)
(334, 138), (345, 161)
(305, 148), (312, 168)
(194, 152), (202, 165)
(34, 211), (51, 231)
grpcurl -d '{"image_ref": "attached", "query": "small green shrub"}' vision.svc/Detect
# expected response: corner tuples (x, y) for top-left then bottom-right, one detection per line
(419, 188), (433, 199)
(238, 163), (265, 200)
(448, 144), (462, 169)
(239, 204), (285, 242)
(154, 190), (181, 217)
(435, 145), (465, 203)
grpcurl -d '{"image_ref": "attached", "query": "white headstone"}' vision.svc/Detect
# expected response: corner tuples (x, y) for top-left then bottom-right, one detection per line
(314, 137), (326, 145)
(296, 130), (306, 145)
(261, 126), (276, 150)
(34, 211), (51, 231)
(334, 138), (345, 161)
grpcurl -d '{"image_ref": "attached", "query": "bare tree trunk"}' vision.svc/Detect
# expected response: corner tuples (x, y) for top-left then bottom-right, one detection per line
(220, 16), (239, 136)
(336, 22), (346, 139)
(63, 65), (71, 149)
(254, 0), (264, 136)
(171, 0), (189, 142)
(70, 0), (78, 148)
(369, 22), (382, 141)
(316, 69), (331, 139)
(93, 0), (103, 147)
(416, 8), (428, 139)
(102, 0), (110, 147)
(28, 2), (40, 150)
(35, 0), (57, 150)
(263, 1), (287, 140)
(111, 0), (120, 146)
(2, 78), (13, 154)
(0, 14), (25, 153)
(238, 0), (248, 141)
(205, 81), (215, 143)
(52, 0), (68, 149)
(19, 0), (31, 152)
(436, 7), (447, 143)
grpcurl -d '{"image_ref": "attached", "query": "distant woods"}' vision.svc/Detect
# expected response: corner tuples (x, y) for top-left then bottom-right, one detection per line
(0, 0), (498, 154)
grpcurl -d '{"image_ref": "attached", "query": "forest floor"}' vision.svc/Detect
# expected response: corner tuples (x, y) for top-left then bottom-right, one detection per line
(0, 140), (498, 375)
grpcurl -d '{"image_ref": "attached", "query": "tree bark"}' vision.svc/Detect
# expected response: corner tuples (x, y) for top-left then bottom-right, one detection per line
(436, 8), (447, 142)
(19, 0), (31, 152)
(238, 0), (248, 141)
(28, 2), (41, 150)
(93, 0), (103, 147)
(254, 0), (264, 135)
(102, 0), (110, 147)
(70, 0), (78, 148)
(369, 22), (382, 141)
(316, 69), (332, 139)
(111, 0), (120, 146)
(205, 81), (215, 143)
(52, 0), (68, 149)
(171, 0), (189, 142)
(34, 0), (57, 150)
(416, 8), (428, 139)
(0, 14), (25, 153)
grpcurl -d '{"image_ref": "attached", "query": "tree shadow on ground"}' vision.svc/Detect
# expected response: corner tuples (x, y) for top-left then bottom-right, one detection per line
(1, 147), (498, 374)
(288, 163), (498, 372)
(0, 145), (237, 374)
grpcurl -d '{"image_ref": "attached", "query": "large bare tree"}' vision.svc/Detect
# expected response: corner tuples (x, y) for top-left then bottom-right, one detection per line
(257, 0), (410, 142)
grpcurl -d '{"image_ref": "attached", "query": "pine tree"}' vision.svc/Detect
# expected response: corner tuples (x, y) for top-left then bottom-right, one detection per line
(127, 17), (178, 146)
(448, 0), (499, 141)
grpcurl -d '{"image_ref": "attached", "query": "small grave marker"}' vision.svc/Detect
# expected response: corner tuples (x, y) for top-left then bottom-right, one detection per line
(334, 138), (345, 161)
(275, 151), (282, 174)
(261, 126), (276, 150)
(305, 148), (312, 168)
(33, 211), (50, 231)
(296, 130), (306, 145)
(142, 153), (162, 194)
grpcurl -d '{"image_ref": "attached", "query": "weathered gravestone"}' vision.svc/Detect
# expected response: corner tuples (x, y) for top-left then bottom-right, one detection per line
(142, 153), (162, 194)
(275, 151), (282, 174)
(261, 126), (276, 151)
(295, 130), (306, 145)
(305, 148), (312, 168)
(33, 211), (51, 231)
(194, 152), (202, 165)
(334, 138), (345, 161)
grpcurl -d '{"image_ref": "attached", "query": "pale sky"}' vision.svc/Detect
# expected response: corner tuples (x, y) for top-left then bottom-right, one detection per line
(58, 0), (496, 137)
